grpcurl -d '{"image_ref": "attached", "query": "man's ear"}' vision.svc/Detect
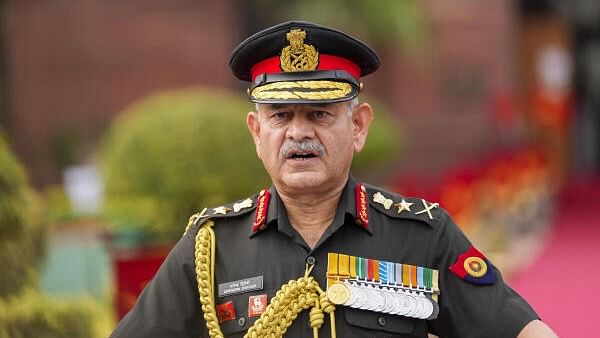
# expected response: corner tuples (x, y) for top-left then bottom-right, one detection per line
(352, 102), (374, 153)
(246, 111), (262, 158)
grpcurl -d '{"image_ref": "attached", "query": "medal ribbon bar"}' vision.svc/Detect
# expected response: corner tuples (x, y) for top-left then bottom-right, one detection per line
(326, 252), (441, 320)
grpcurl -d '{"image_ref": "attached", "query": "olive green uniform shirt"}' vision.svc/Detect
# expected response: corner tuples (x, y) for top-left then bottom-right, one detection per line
(111, 178), (538, 337)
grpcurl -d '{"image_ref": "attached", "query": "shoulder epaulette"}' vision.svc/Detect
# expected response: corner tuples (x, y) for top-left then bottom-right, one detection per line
(184, 193), (260, 235)
(364, 185), (442, 227)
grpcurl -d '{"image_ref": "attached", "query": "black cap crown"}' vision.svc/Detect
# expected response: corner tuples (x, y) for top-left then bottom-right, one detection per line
(230, 21), (380, 104)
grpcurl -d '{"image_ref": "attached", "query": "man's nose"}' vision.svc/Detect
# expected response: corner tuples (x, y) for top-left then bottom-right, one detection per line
(286, 116), (315, 140)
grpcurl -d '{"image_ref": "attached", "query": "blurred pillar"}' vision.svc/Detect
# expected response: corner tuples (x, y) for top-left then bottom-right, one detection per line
(564, 0), (600, 174)
(517, 13), (573, 188)
(389, 0), (521, 178)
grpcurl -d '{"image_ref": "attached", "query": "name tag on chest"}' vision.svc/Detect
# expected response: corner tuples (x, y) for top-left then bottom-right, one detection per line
(218, 275), (264, 297)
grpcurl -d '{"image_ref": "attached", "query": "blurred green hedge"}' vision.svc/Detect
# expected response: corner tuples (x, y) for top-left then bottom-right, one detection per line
(351, 98), (402, 174)
(0, 289), (107, 338)
(0, 137), (107, 338)
(101, 88), (400, 243)
(100, 88), (268, 242)
(0, 138), (46, 298)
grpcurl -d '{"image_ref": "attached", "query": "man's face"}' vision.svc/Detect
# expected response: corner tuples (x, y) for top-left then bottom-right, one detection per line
(246, 100), (373, 194)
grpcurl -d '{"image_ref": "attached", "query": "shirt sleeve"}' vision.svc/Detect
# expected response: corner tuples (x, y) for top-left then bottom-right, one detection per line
(110, 229), (205, 338)
(427, 211), (539, 338)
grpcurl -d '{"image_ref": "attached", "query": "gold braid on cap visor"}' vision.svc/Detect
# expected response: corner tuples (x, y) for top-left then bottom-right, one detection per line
(250, 80), (353, 101)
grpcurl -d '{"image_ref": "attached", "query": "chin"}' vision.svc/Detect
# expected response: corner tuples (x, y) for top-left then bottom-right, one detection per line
(279, 172), (329, 191)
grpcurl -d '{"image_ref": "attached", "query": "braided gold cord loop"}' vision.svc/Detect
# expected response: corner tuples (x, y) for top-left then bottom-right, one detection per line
(194, 218), (337, 338)
(309, 306), (324, 335)
(319, 292), (337, 338)
(319, 293), (335, 314)
(243, 265), (336, 338)
(194, 220), (225, 338)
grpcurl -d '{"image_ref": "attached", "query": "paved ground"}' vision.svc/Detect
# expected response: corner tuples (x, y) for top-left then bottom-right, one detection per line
(510, 176), (600, 337)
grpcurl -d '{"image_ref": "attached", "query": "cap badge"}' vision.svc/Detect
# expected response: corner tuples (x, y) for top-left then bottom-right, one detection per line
(280, 29), (319, 72)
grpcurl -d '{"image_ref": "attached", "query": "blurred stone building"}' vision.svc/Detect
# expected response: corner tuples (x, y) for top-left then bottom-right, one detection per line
(1, 0), (596, 188)
(2, 0), (240, 186)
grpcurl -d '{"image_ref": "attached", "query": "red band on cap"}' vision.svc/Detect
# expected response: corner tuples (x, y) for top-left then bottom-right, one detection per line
(250, 54), (361, 82)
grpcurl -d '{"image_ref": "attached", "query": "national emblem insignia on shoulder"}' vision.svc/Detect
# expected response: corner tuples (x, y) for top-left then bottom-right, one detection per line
(365, 186), (441, 227)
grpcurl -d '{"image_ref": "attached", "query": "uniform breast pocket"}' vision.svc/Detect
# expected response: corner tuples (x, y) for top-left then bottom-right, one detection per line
(342, 307), (427, 338)
(217, 289), (274, 338)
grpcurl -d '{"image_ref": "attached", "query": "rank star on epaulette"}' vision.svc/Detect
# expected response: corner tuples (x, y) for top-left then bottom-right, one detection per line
(395, 199), (413, 214)
(213, 206), (231, 215)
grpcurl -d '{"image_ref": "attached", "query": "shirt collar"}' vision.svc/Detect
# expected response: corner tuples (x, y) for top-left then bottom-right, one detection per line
(249, 176), (372, 238)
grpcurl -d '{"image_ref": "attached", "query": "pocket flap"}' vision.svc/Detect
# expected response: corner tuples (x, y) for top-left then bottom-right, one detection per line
(344, 307), (415, 334)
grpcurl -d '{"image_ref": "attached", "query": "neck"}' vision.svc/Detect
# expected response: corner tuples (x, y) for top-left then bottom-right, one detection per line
(276, 178), (347, 248)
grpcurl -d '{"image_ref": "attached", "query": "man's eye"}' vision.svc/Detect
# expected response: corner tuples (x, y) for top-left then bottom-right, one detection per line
(312, 111), (329, 118)
(272, 112), (289, 119)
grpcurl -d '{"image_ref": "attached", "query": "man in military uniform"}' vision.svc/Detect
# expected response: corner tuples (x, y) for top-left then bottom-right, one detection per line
(111, 21), (557, 337)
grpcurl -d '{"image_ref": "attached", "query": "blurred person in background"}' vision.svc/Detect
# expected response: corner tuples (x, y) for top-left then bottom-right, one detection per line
(111, 21), (557, 338)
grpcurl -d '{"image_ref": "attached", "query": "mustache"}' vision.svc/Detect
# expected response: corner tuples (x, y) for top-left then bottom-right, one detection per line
(280, 140), (326, 157)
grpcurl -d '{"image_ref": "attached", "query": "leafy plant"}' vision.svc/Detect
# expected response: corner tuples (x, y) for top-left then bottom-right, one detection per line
(352, 97), (402, 175)
(253, 0), (428, 50)
(0, 137), (107, 338)
(0, 137), (46, 298)
(0, 289), (108, 338)
(101, 88), (269, 243)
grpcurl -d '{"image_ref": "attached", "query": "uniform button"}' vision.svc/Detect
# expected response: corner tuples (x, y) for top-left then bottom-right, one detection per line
(306, 256), (316, 265)
(377, 317), (386, 326)
(238, 317), (246, 326)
